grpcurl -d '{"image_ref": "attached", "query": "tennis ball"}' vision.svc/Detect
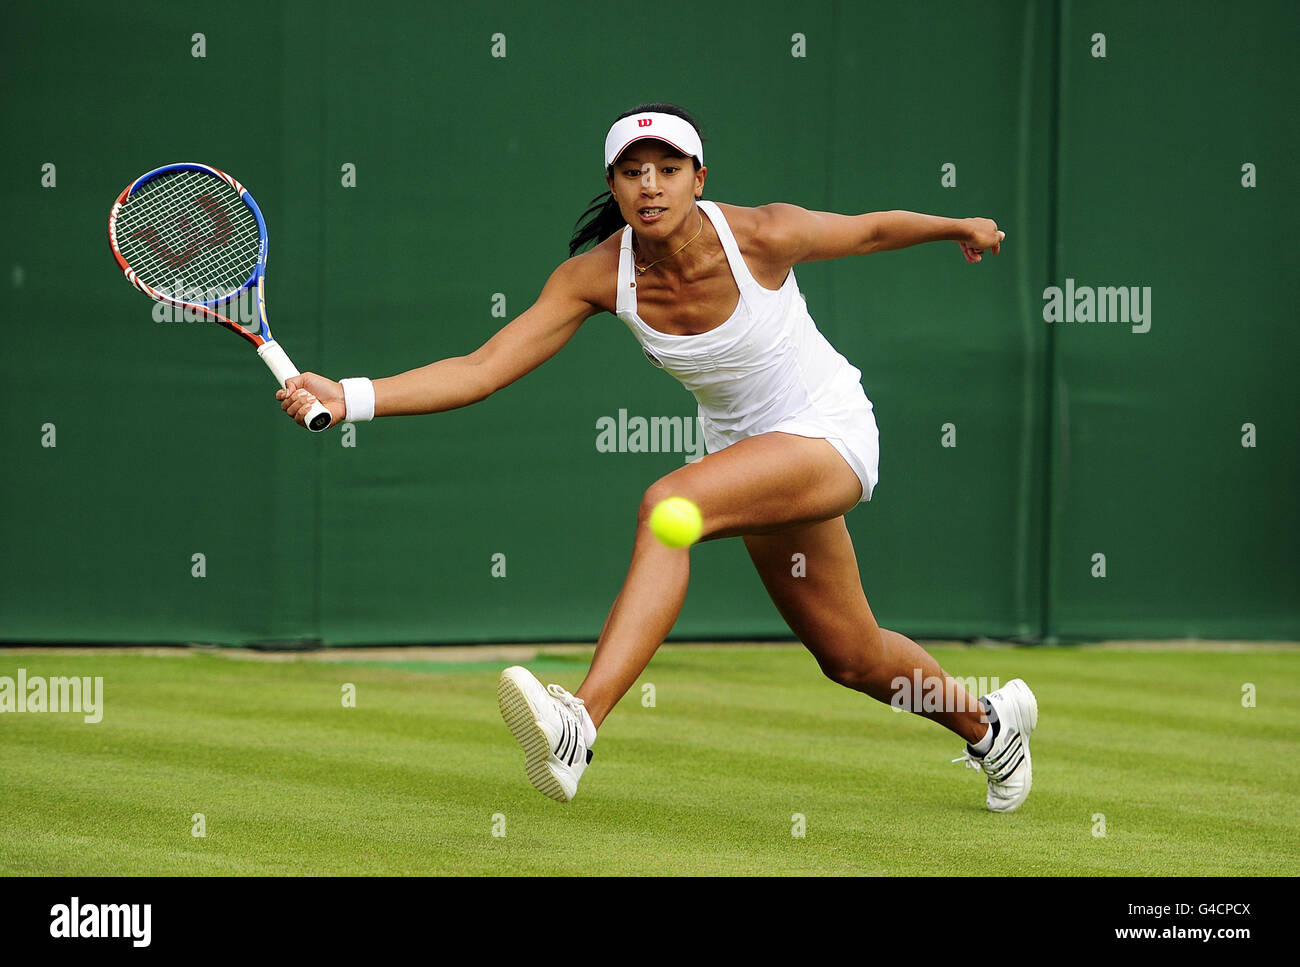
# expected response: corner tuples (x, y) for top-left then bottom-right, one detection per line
(649, 496), (703, 548)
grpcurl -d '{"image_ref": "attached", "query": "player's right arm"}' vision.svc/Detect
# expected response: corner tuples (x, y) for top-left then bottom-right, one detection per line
(374, 257), (599, 416)
(279, 256), (599, 423)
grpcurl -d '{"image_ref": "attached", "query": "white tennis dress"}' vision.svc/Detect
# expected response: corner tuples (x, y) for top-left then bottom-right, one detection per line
(615, 200), (880, 501)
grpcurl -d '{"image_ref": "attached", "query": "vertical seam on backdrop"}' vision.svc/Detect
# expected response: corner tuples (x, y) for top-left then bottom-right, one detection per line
(826, 0), (838, 329)
(1013, 0), (1037, 637)
(313, 7), (329, 642)
(1039, 0), (1065, 641)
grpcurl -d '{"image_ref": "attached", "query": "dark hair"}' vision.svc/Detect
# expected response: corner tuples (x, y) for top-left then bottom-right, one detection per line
(568, 102), (706, 257)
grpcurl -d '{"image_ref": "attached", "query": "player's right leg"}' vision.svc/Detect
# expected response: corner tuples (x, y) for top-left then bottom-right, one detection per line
(572, 431), (864, 727)
(498, 431), (861, 802)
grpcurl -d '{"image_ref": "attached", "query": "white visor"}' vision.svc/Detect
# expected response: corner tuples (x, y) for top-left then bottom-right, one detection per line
(604, 112), (704, 169)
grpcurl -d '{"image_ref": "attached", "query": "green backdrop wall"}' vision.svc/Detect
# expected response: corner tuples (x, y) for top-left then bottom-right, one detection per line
(1, 0), (1295, 646)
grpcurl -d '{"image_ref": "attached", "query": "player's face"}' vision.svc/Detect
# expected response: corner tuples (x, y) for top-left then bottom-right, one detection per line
(606, 141), (704, 234)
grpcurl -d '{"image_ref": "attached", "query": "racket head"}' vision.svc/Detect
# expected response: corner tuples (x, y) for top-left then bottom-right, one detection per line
(108, 162), (271, 345)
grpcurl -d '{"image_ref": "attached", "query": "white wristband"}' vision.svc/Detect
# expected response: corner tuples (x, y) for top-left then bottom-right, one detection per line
(340, 377), (375, 423)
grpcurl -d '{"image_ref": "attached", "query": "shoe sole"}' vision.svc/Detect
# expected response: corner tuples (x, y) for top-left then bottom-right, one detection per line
(497, 667), (573, 803)
(988, 678), (1037, 813)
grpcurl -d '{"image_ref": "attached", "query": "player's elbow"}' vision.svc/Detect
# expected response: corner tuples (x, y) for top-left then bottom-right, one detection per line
(466, 344), (548, 402)
(856, 213), (887, 256)
(464, 357), (503, 404)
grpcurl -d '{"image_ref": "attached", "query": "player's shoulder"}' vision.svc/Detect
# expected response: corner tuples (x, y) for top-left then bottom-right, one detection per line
(724, 200), (809, 236)
(558, 230), (625, 315)
(573, 229), (622, 275)
(711, 200), (799, 263)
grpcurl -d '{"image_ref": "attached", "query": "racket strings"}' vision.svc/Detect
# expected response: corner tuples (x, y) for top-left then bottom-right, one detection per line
(115, 169), (262, 300)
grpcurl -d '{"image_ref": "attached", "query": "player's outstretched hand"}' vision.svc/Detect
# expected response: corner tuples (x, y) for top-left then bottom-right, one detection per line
(959, 218), (1005, 263)
(277, 373), (346, 428)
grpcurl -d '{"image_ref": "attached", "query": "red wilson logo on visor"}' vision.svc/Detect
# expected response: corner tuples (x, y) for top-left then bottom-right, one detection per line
(637, 118), (652, 127)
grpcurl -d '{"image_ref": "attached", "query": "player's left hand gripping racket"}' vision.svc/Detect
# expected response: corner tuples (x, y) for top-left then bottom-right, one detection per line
(108, 162), (332, 431)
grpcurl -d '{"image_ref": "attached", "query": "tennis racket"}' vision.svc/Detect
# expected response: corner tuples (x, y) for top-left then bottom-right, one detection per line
(107, 162), (332, 431)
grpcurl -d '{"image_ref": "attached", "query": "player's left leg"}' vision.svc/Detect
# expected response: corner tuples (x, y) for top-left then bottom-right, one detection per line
(741, 515), (987, 743)
(743, 516), (1038, 811)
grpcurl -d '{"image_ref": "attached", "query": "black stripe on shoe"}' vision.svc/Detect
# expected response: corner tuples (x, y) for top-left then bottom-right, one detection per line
(992, 751), (1025, 782)
(564, 717), (577, 766)
(988, 734), (1022, 770)
(563, 715), (579, 766)
(555, 718), (572, 762)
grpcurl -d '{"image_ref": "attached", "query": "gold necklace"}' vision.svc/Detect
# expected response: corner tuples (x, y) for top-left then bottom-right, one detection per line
(634, 209), (703, 276)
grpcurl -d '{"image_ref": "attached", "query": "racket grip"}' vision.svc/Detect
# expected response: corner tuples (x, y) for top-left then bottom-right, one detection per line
(257, 340), (332, 432)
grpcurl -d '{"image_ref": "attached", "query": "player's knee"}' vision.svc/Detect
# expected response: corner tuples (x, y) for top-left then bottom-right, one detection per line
(814, 628), (884, 690)
(818, 656), (870, 690)
(638, 477), (689, 527)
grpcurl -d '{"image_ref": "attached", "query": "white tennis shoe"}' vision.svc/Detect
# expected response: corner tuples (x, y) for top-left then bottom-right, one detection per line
(498, 666), (593, 802)
(953, 678), (1038, 812)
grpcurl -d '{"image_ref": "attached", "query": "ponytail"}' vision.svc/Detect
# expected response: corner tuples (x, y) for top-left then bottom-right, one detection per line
(568, 191), (624, 257)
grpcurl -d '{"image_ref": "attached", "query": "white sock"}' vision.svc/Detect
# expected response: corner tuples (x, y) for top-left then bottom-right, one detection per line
(969, 702), (995, 755)
(579, 706), (598, 748)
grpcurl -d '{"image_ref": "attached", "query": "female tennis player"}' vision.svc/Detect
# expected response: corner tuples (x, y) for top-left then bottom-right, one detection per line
(278, 102), (1037, 812)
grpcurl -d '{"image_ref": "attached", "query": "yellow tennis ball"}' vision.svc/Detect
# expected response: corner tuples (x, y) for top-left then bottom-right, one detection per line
(649, 496), (703, 548)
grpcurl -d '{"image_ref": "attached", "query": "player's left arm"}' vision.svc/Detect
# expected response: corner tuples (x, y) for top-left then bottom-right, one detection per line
(757, 203), (1005, 265)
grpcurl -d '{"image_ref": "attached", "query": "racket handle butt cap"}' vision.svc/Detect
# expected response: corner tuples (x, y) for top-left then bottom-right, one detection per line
(304, 401), (332, 432)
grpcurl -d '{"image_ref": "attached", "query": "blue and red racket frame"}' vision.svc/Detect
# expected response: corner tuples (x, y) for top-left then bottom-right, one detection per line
(108, 161), (273, 348)
(107, 161), (333, 431)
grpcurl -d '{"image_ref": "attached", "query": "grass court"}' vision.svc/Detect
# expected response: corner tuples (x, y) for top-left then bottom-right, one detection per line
(1, 643), (1295, 876)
